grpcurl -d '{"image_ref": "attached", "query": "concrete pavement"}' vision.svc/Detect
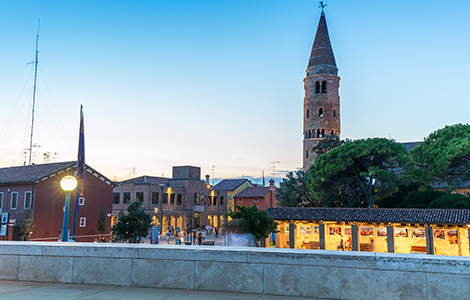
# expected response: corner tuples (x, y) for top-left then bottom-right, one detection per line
(0, 281), (322, 300)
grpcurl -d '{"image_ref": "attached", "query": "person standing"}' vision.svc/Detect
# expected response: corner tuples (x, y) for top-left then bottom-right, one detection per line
(197, 233), (203, 245)
(166, 229), (170, 244)
(215, 227), (219, 238)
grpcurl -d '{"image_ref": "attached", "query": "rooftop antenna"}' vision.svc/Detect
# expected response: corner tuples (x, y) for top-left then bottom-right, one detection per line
(269, 161), (280, 179)
(211, 166), (216, 185)
(28, 19), (40, 165)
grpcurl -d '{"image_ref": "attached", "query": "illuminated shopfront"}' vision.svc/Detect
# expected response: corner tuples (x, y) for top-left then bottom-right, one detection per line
(266, 207), (470, 256)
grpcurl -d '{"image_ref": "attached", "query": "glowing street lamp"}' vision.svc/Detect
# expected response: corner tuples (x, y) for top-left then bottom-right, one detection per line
(60, 175), (78, 242)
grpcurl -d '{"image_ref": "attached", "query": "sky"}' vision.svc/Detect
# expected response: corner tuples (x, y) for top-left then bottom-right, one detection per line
(0, 1), (469, 184)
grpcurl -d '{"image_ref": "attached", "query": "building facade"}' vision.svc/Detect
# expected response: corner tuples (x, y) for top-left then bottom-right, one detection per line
(112, 166), (225, 234)
(303, 11), (341, 170)
(0, 161), (114, 242)
(233, 179), (278, 210)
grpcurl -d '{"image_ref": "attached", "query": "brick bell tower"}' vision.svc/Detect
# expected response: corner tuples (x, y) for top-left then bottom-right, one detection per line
(303, 9), (340, 170)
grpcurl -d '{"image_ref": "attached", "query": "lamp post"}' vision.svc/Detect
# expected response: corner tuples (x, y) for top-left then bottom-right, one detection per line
(60, 175), (78, 242)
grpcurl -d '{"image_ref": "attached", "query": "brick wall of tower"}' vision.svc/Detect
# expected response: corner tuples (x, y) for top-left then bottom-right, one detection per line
(302, 73), (340, 170)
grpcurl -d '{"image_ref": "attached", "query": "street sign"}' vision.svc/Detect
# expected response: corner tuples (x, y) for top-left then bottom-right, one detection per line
(0, 224), (7, 236)
(1, 212), (9, 224)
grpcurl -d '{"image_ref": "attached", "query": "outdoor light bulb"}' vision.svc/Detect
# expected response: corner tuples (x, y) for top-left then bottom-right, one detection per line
(60, 175), (78, 191)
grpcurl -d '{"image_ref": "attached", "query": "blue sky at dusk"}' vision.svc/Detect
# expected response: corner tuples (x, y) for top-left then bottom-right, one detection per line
(0, 1), (469, 183)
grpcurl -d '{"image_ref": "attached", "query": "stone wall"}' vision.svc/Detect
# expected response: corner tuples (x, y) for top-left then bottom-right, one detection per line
(0, 242), (470, 299)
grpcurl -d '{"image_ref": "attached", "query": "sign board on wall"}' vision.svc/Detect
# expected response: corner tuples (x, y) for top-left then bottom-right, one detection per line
(1, 212), (9, 224)
(0, 224), (7, 236)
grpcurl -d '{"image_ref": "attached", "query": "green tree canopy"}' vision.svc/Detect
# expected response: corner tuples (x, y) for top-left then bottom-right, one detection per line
(226, 205), (278, 241)
(111, 201), (151, 243)
(312, 134), (346, 157)
(275, 169), (318, 207)
(20, 209), (35, 241)
(396, 189), (447, 208)
(97, 206), (107, 239)
(411, 123), (470, 187)
(308, 138), (416, 208)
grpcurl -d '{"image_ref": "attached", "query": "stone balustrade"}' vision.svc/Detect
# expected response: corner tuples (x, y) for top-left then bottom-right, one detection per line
(0, 242), (469, 299)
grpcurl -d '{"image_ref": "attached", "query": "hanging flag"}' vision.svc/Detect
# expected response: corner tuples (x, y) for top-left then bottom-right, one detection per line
(75, 105), (85, 216)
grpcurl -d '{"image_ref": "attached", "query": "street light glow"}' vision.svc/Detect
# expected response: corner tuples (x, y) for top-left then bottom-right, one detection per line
(60, 176), (78, 191)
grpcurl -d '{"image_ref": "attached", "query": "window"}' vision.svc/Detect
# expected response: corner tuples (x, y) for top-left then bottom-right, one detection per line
(317, 129), (321, 138)
(213, 196), (217, 206)
(113, 193), (120, 204)
(24, 192), (32, 209)
(79, 217), (86, 227)
(321, 80), (327, 93)
(170, 193), (175, 205)
(333, 108), (336, 117)
(163, 193), (168, 204)
(194, 193), (200, 205)
(0, 193), (3, 210)
(177, 194), (182, 205)
(237, 198), (242, 202)
(220, 196), (224, 206)
(10, 192), (18, 210)
(306, 109), (309, 118)
(136, 192), (144, 202)
(321, 129), (325, 137)
(79, 197), (85, 205)
(331, 130), (334, 135)
(123, 192), (131, 204)
(315, 81), (321, 94)
(319, 107), (324, 117)
(308, 130), (312, 139)
(207, 196), (211, 205)
(152, 192), (159, 204)
(306, 150), (309, 158)
(254, 198), (259, 202)
(229, 195), (232, 200)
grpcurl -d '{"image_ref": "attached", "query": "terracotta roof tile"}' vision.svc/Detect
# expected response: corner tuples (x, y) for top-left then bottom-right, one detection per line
(0, 161), (76, 185)
(235, 186), (269, 198)
(213, 179), (250, 191)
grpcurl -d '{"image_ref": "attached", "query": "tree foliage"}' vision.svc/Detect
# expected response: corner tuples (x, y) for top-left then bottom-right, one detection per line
(396, 189), (447, 208)
(227, 205), (278, 241)
(308, 138), (416, 208)
(20, 209), (35, 241)
(428, 194), (470, 209)
(97, 206), (107, 239)
(275, 169), (318, 207)
(312, 134), (346, 157)
(411, 124), (470, 187)
(111, 201), (151, 243)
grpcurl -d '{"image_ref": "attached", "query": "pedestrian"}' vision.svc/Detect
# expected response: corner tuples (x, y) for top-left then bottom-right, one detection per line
(197, 233), (203, 245)
(215, 227), (219, 238)
(166, 229), (170, 244)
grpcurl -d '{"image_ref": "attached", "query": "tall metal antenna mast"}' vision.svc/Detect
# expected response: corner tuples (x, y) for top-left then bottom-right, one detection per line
(28, 19), (40, 165)
(269, 161), (280, 179)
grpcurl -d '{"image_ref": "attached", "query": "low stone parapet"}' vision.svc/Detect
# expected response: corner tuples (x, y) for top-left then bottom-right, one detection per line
(0, 242), (469, 299)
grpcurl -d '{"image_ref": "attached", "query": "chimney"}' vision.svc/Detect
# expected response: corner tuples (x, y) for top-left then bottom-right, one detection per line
(269, 179), (276, 190)
(205, 174), (210, 185)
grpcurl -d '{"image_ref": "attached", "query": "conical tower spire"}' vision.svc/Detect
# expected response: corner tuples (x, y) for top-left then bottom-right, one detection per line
(307, 12), (337, 75)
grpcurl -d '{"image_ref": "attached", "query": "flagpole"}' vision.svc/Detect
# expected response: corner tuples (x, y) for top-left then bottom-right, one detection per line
(72, 105), (84, 241)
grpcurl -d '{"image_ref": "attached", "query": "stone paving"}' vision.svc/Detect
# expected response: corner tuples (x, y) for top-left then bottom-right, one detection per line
(0, 281), (322, 300)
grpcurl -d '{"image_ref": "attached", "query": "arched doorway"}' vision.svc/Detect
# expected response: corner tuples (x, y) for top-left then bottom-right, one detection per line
(162, 216), (168, 233)
(177, 216), (183, 232)
(170, 215), (176, 231)
(213, 215), (218, 228)
(207, 215), (212, 226)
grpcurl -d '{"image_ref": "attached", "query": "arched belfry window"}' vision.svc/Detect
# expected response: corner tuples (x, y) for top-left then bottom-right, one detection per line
(321, 129), (325, 137)
(330, 130), (334, 135)
(306, 109), (309, 119)
(317, 129), (320, 138)
(308, 130), (312, 139)
(333, 108), (336, 118)
(321, 80), (327, 93)
(315, 81), (321, 94)
(306, 150), (309, 158)
(319, 107), (323, 117)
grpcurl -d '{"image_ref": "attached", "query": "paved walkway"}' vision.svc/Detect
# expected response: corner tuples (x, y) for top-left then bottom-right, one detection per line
(0, 281), (320, 300)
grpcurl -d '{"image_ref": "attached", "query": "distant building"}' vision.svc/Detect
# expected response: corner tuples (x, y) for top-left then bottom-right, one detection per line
(211, 179), (252, 212)
(112, 166), (223, 233)
(0, 161), (114, 242)
(233, 179), (278, 210)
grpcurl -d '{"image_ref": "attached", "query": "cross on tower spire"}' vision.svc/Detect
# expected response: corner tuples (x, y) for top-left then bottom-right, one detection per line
(319, 1), (327, 13)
